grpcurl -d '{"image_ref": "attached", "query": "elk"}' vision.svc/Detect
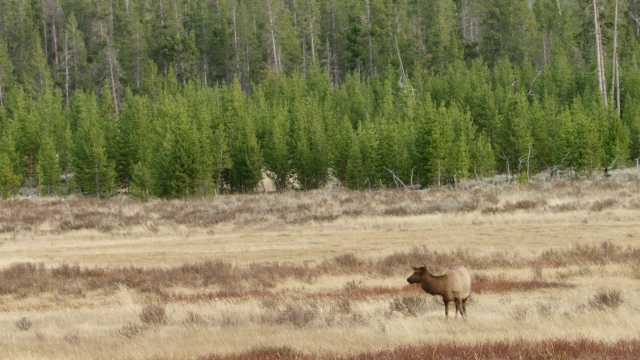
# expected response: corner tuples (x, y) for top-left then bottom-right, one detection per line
(407, 265), (472, 319)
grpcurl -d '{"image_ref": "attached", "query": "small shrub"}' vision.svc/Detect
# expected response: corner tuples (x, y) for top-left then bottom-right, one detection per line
(590, 199), (616, 212)
(535, 300), (557, 317)
(502, 199), (546, 212)
(509, 305), (529, 320)
(331, 253), (364, 271)
(184, 311), (208, 326)
(15, 317), (33, 331)
(550, 201), (581, 212)
(344, 280), (363, 290)
(383, 206), (411, 217)
(332, 298), (353, 315)
(589, 289), (623, 310)
(531, 266), (543, 280)
(276, 303), (319, 327)
(389, 295), (430, 317)
(481, 206), (500, 215)
(63, 330), (80, 344)
(140, 303), (167, 325)
(220, 311), (240, 327)
(58, 283), (85, 297)
(118, 322), (144, 338)
(35, 331), (46, 342)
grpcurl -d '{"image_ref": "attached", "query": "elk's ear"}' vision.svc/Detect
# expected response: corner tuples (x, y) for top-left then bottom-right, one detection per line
(411, 266), (420, 271)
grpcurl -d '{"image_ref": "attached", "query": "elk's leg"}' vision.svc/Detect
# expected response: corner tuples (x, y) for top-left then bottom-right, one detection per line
(461, 297), (468, 317)
(454, 298), (461, 318)
(444, 300), (449, 318)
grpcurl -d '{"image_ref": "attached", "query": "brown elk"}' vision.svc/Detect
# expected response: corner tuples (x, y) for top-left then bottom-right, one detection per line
(407, 265), (472, 319)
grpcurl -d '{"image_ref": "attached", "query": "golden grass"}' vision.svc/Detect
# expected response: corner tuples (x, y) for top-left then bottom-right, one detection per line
(1, 170), (640, 359)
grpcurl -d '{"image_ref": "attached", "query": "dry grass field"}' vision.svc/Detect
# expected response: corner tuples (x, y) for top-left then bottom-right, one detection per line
(2, 170), (640, 359)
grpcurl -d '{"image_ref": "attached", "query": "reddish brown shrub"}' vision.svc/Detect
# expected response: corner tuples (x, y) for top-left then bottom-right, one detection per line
(195, 339), (640, 360)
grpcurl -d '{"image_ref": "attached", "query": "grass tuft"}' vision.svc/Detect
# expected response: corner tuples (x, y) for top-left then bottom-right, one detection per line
(275, 303), (319, 327)
(15, 317), (33, 331)
(589, 289), (623, 310)
(388, 295), (431, 317)
(140, 303), (167, 325)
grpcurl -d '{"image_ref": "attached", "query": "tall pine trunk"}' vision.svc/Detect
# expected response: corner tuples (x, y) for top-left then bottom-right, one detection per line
(593, 0), (608, 107)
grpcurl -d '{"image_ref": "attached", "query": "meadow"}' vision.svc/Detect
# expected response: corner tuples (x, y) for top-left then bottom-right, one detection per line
(1, 170), (640, 359)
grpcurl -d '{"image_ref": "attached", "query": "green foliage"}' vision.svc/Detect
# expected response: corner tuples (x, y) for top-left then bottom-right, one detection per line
(345, 134), (366, 190)
(36, 132), (61, 195)
(70, 91), (116, 197)
(0, 131), (22, 198)
(0, 0), (637, 198)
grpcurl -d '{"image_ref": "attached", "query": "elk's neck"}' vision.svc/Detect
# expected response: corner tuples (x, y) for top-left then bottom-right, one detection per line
(421, 273), (446, 296)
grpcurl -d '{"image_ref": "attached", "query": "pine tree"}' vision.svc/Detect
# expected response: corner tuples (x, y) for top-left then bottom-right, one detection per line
(425, 0), (463, 70)
(0, 38), (15, 108)
(211, 123), (233, 195)
(495, 93), (534, 178)
(8, 87), (40, 185)
(480, 0), (541, 65)
(116, 90), (152, 190)
(416, 100), (455, 187)
(0, 130), (22, 198)
(471, 130), (496, 179)
(70, 91), (116, 197)
(36, 131), (61, 195)
(561, 98), (605, 175)
(450, 104), (474, 181)
(230, 117), (263, 192)
(345, 132), (366, 189)
(263, 105), (291, 190)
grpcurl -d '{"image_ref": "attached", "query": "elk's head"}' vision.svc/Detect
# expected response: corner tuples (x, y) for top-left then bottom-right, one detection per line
(407, 266), (427, 284)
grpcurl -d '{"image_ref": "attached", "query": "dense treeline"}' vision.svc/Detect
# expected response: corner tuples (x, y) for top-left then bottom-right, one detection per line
(1, 0), (640, 197)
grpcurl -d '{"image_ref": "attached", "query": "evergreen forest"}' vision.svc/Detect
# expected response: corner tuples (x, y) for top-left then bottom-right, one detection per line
(1, 0), (640, 198)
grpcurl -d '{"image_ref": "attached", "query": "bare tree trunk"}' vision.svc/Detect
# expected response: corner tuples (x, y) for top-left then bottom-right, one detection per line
(134, 26), (142, 88)
(232, 0), (240, 75)
(542, 34), (548, 66)
(42, 0), (48, 62)
(308, 0), (316, 66)
(593, 0), (608, 107)
(302, 37), (307, 77)
(330, 0), (339, 85)
(106, 35), (119, 114)
(172, 0), (186, 84)
(326, 36), (331, 79)
(63, 32), (70, 105)
(462, 0), (468, 43)
(49, 0), (58, 82)
(556, 0), (562, 15)
(365, 0), (374, 76)
(395, 36), (405, 84)
(611, 0), (620, 116)
(527, 143), (531, 180)
(94, 161), (100, 198)
(266, 0), (280, 74)
(616, 57), (621, 115)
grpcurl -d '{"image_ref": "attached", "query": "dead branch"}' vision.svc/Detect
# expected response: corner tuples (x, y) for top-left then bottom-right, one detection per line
(527, 70), (543, 96)
(383, 166), (406, 189)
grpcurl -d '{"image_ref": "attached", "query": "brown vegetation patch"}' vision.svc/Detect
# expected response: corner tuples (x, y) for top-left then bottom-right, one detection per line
(0, 242), (627, 297)
(4, 174), (637, 234)
(155, 279), (567, 305)
(473, 280), (573, 294)
(194, 339), (640, 360)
